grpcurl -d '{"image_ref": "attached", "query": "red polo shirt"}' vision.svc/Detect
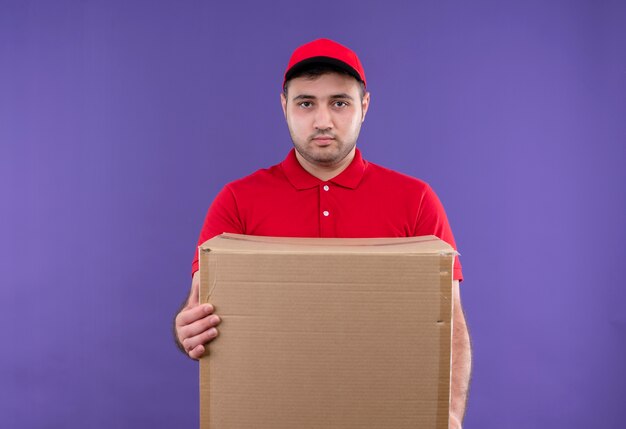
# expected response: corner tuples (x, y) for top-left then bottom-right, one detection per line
(192, 148), (463, 281)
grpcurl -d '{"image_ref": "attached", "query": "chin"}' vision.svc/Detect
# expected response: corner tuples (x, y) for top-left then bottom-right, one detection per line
(311, 151), (349, 166)
(294, 140), (354, 166)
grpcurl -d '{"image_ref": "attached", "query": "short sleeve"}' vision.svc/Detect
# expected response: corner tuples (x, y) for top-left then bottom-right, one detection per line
(415, 185), (463, 282)
(191, 185), (244, 275)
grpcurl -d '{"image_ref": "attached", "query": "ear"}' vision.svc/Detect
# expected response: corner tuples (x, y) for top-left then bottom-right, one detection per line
(280, 92), (287, 119)
(361, 91), (370, 123)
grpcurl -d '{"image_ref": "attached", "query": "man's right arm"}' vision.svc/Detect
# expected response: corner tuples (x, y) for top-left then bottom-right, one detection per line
(178, 185), (242, 358)
(173, 271), (221, 360)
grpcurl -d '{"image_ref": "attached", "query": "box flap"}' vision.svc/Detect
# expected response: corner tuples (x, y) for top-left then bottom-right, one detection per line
(199, 233), (457, 255)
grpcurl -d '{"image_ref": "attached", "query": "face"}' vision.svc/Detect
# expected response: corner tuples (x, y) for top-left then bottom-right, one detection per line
(281, 73), (370, 168)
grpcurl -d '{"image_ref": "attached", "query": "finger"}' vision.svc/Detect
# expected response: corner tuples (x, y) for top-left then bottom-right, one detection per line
(176, 303), (214, 327)
(183, 327), (219, 352)
(179, 314), (221, 340)
(188, 344), (205, 360)
(188, 272), (200, 306)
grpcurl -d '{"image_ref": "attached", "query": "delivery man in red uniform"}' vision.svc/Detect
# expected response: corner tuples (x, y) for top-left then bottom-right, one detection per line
(174, 38), (472, 428)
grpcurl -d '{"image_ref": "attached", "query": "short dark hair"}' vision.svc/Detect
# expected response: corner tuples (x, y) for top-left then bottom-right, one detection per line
(282, 63), (367, 99)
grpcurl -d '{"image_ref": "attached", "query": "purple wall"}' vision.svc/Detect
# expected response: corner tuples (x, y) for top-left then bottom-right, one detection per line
(1, 1), (625, 427)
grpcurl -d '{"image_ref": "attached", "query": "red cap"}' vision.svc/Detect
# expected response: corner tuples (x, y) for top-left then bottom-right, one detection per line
(283, 38), (366, 88)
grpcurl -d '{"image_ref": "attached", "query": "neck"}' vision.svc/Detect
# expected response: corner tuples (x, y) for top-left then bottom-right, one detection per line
(295, 147), (356, 181)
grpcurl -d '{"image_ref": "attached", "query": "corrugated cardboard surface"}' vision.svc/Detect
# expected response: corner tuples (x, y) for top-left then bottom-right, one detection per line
(199, 234), (455, 429)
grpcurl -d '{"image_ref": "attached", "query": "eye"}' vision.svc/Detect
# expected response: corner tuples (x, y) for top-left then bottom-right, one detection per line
(298, 101), (313, 108)
(333, 101), (349, 108)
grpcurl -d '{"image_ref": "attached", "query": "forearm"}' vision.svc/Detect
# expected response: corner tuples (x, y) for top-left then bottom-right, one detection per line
(450, 280), (472, 426)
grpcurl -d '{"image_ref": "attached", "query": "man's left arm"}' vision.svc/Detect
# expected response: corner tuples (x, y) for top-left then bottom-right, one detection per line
(450, 279), (472, 429)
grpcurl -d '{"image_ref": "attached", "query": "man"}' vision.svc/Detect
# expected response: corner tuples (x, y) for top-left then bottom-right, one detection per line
(174, 38), (472, 428)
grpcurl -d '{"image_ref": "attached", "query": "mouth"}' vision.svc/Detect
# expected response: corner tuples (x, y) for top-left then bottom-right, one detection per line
(311, 136), (335, 146)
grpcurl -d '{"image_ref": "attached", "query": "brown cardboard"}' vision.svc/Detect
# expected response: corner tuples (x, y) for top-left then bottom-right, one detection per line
(198, 233), (456, 429)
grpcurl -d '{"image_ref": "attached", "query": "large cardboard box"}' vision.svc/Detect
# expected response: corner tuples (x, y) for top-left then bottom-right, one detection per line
(198, 233), (456, 429)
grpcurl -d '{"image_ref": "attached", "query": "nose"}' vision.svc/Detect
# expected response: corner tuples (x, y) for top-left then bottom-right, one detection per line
(313, 105), (333, 130)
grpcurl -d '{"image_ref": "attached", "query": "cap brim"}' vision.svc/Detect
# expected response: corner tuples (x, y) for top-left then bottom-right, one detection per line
(284, 56), (364, 86)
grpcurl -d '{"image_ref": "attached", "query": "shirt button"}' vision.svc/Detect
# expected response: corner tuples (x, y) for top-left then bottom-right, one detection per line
(323, 210), (329, 217)
(323, 185), (329, 191)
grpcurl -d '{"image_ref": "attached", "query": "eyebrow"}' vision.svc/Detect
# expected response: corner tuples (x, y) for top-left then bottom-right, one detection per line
(292, 93), (355, 102)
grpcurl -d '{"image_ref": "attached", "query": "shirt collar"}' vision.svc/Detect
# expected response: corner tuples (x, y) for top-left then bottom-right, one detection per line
(281, 148), (367, 190)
